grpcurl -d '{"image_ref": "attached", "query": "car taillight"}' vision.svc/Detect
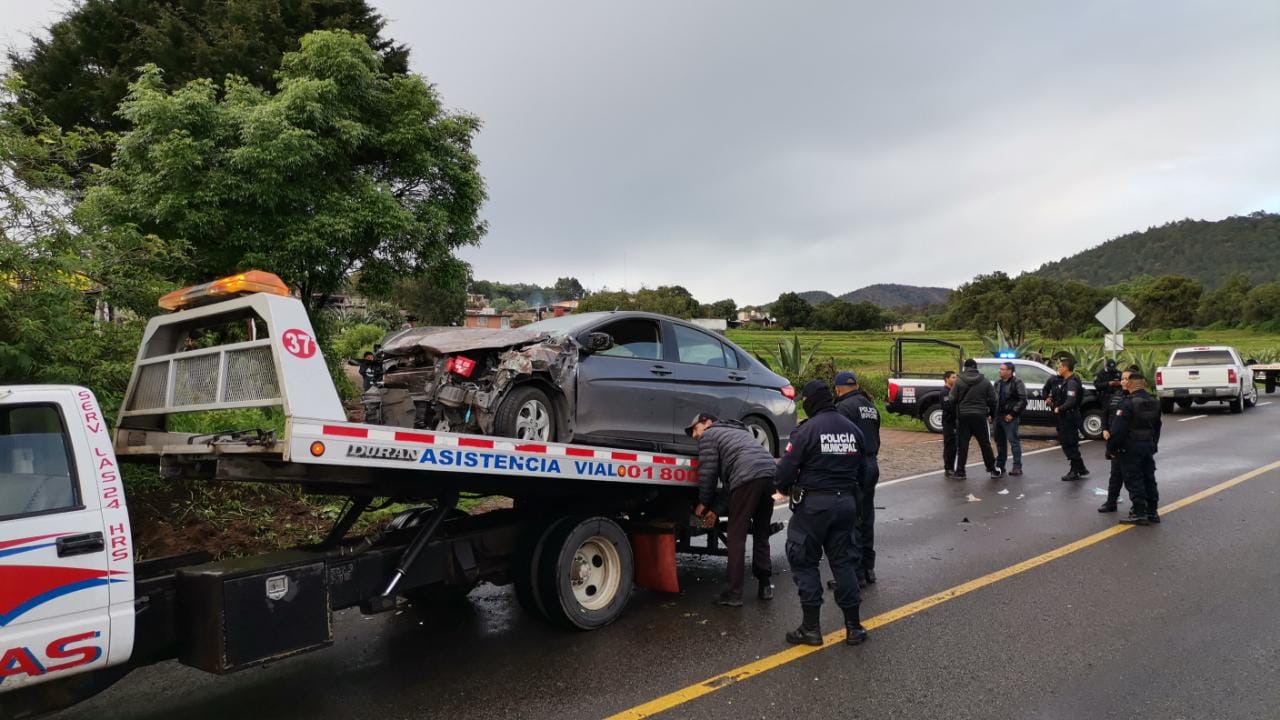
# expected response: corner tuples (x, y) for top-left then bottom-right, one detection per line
(888, 382), (900, 403)
(1156, 370), (1163, 386)
(1228, 368), (1237, 384)
(780, 385), (796, 400)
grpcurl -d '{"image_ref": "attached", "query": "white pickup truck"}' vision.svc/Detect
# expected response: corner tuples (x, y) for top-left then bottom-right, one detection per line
(1155, 346), (1259, 414)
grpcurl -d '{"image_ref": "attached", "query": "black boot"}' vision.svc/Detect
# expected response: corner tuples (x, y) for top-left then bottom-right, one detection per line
(1097, 501), (1117, 513)
(1119, 511), (1149, 526)
(1147, 511), (1161, 524)
(758, 581), (774, 601)
(1060, 470), (1081, 481)
(842, 605), (868, 646)
(786, 606), (823, 646)
(864, 568), (877, 585)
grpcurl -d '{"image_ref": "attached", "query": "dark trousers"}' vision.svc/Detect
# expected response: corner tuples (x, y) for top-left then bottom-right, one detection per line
(786, 491), (860, 610)
(1057, 412), (1083, 467)
(1120, 445), (1158, 515)
(725, 475), (775, 597)
(942, 426), (957, 473)
(1105, 456), (1124, 504)
(853, 455), (879, 572)
(956, 415), (995, 473)
(993, 416), (1022, 470)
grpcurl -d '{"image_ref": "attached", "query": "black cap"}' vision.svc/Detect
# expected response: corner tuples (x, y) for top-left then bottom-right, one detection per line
(834, 371), (858, 386)
(963, 358), (978, 369)
(684, 412), (717, 437)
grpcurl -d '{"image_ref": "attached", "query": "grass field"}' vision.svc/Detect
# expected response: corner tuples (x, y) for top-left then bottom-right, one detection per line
(728, 328), (1280, 430)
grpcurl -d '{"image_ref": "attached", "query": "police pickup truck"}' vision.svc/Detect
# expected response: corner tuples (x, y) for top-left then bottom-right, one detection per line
(885, 338), (1106, 440)
(0, 273), (755, 718)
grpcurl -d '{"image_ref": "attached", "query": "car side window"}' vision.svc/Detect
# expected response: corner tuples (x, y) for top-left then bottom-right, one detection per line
(977, 363), (1001, 382)
(1015, 365), (1053, 387)
(596, 319), (663, 361)
(673, 325), (731, 367)
(720, 343), (741, 370)
(0, 404), (80, 520)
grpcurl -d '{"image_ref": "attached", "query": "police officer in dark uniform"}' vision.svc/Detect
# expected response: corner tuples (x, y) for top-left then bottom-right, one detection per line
(834, 371), (880, 587)
(1094, 359), (1122, 405)
(1098, 365), (1139, 513)
(1106, 370), (1163, 525)
(941, 371), (959, 478)
(775, 380), (867, 647)
(1052, 357), (1090, 481)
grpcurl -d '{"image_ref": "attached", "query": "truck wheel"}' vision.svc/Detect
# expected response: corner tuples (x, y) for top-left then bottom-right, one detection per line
(536, 516), (634, 630)
(1267, 376), (1276, 394)
(513, 515), (574, 621)
(1175, 398), (1193, 410)
(923, 403), (944, 434)
(1160, 398), (1175, 414)
(1244, 390), (1256, 408)
(1229, 396), (1243, 414)
(495, 386), (557, 442)
(742, 415), (777, 457)
(1081, 409), (1105, 441)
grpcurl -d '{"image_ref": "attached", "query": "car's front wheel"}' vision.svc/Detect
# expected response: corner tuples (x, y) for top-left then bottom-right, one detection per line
(495, 385), (557, 442)
(923, 403), (944, 434)
(1081, 408), (1105, 440)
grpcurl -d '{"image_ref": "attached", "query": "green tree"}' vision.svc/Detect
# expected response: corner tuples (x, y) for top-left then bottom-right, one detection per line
(771, 292), (812, 330)
(575, 290), (635, 313)
(8, 0), (407, 146)
(384, 257), (472, 327)
(941, 272), (1017, 338)
(1196, 273), (1251, 326)
(633, 286), (700, 318)
(1129, 275), (1202, 329)
(700, 298), (738, 322)
(77, 30), (487, 309)
(1243, 282), (1280, 328)
(810, 300), (885, 331)
(553, 276), (586, 301)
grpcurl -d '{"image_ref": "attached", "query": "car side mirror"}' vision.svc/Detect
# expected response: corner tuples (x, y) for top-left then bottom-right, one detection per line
(583, 332), (614, 354)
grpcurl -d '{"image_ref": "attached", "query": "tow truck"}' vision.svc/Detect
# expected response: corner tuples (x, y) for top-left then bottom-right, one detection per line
(0, 273), (764, 718)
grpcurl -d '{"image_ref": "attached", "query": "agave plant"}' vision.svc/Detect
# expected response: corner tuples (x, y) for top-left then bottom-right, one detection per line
(980, 324), (1039, 358)
(754, 334), (823, 380)
(1121, 349), (1166, 378)
(1052, 345), (1107, 377)
(1242, 347), (1280, 364)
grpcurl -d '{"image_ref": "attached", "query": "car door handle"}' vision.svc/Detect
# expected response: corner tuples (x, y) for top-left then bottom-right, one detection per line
(728, 373), (747, 381)
(56, 532), (104, 558)
(650, 366), (673, 376)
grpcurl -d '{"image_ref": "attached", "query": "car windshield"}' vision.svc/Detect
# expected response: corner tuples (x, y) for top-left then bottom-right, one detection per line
(521, 313), (605, 336)
(1169, 350), (1235, 367)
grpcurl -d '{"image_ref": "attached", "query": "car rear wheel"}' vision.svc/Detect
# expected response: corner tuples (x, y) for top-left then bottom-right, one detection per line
(1160, 398), (1175, 414)
(923, 403), (944, 434)
(742, 416), (777, 457)
(1081, 409), (1105, 440)
(1175, 398), (1193, 410)
(1229, 395), (1243, 414)
(495, 385), (556, 442)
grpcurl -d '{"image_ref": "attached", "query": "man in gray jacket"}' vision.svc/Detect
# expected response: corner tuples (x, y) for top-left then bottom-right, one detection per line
(949, 359), (999, 479)
(688, 413), (776, 606)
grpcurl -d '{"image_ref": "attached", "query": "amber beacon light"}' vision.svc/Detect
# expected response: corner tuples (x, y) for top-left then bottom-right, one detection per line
(158, 271), (291, 311)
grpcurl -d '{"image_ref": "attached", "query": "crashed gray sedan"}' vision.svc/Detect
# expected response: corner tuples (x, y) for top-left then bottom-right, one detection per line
(364, 311), (797, 455)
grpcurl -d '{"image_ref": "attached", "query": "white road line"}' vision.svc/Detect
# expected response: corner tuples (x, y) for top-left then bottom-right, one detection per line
(1177, 414), (1208, 423)
(1260, 401), (1273, 407)
(877, 440), (1093, 488)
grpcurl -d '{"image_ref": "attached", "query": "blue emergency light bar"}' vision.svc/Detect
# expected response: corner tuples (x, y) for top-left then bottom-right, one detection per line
(997, 351), (1018, 359)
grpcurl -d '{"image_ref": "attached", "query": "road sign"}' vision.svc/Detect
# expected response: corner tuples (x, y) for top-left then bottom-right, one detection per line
(1095, 298), (1135, 333)
(1104, 333), (1124, 352)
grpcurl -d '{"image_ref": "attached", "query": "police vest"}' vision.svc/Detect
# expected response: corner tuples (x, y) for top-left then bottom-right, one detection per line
(1127, 394), (1160, 442)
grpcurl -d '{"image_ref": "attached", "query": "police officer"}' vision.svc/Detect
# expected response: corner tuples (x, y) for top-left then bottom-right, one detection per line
(1106, 371), (1163, 525)
(834, 371), (880, 587)
(1052, 357), (1090, 481)
(941, 371), (959, 478)
(1094, 358), (1122, 405)
(775, 380), (867, 647)
(1098, 365), (1138, 513)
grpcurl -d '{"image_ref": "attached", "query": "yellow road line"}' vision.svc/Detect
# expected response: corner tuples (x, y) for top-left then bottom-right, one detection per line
(607, 459), (1280, 720)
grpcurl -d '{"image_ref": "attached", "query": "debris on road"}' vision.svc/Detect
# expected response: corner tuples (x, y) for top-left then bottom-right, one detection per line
(997, 489), (1010, 495)
(966, 493), (982, 502)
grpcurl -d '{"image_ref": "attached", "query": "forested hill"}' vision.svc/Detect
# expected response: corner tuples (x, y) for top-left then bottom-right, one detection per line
(839, 284), (951, 308)
(1032, 212), (1280, 288)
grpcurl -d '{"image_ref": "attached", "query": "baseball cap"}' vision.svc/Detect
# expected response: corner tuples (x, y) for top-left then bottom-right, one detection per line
(684, 412), (717, 437)
(834, 371), (858, 386)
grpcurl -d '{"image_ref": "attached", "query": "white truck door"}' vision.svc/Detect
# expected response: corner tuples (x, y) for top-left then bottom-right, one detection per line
(0, 389), (121, 691)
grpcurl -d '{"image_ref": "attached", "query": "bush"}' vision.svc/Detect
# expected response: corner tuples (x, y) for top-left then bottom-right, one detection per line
(1168, 329), (1198, 341)
(1079, 326), (1104, 339)
(1141, 329), (1171, 342)
(332, 323), (388, 362)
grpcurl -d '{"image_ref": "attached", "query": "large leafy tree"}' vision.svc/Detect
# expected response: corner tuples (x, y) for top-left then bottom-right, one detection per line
(810, 299), (885, 331)
(1243, 283), (1280, 328)
(1196, 273), (1252, 326)
(78, 30), (487, 309)
(771, 292), (812, 330)
(8, 0), (407, 142)
(1129, 275), (1203, 330)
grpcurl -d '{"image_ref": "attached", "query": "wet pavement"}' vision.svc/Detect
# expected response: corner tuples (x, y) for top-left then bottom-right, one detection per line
(51, 398), (1280, 719)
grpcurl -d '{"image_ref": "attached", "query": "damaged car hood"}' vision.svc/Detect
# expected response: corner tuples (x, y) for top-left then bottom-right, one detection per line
(380, 327), (549, 356)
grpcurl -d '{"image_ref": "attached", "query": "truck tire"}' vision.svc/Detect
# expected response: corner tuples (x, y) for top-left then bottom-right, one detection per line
(535, 516), (634, 630)
(513, 515), (574, 622)
(1229, 395), (1243, 414)
(495, 385), (557, 442)
(1267, 376), (1276, 394)
(1175, 398), (1193, 410)
(922, 403), (944, 434)
(1160, 398), (1176, 414)
(1081, 408), (1105, 441)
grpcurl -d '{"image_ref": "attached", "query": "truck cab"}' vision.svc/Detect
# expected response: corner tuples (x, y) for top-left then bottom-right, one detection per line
(0, 386), (134, 692)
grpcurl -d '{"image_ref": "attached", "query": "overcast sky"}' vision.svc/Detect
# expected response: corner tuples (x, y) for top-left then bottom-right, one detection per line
(6, 1), (1279, 304)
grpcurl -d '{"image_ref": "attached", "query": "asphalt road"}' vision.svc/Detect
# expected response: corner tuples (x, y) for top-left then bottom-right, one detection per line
(52, 397), (1280, 720)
